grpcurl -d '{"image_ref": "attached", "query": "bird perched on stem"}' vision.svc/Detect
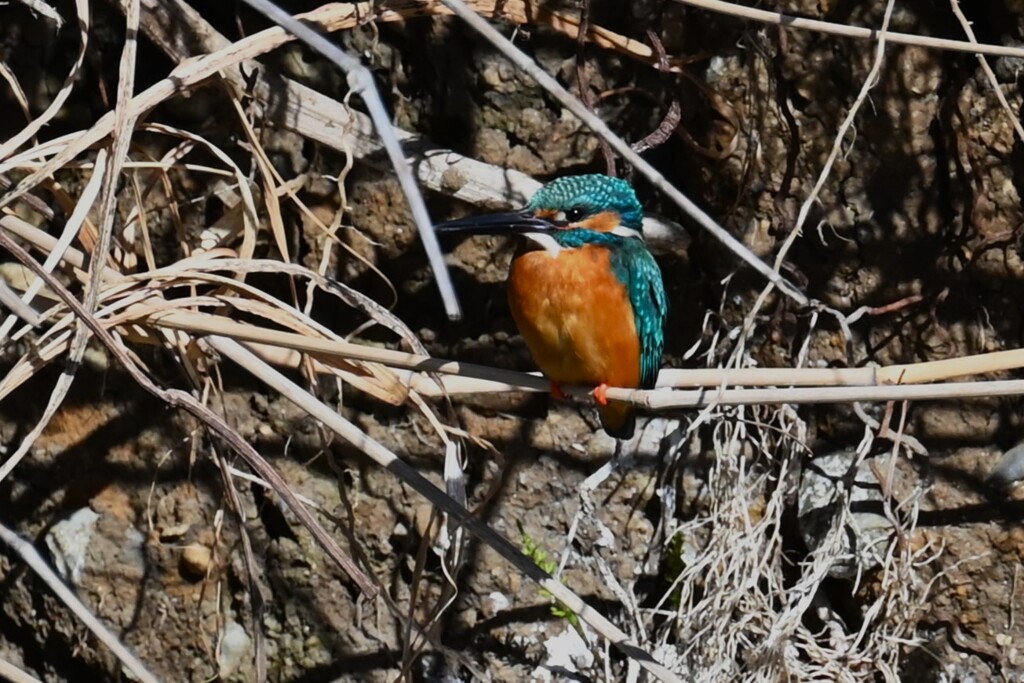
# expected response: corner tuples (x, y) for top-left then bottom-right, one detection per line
(435, 174), (667, 439)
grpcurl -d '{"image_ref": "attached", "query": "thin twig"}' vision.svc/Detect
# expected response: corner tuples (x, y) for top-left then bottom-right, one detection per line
(633, 100), (682, 154)
(0, 520), (160, 683)
(235, 0), (461, 320)
(732, 0), (896, 365)
(574, 0), (616, 175)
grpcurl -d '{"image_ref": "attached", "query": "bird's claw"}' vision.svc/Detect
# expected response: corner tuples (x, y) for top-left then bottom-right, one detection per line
(550, 381), (567, 401)
(593, 383), (610, 406)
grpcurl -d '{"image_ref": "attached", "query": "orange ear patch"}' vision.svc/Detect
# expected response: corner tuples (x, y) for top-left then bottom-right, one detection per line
(576, 210), (621, 232)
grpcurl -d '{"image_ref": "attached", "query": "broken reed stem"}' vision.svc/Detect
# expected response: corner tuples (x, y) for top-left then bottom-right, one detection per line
(0, 521), (161, 683)
(208, 335), (685, 683)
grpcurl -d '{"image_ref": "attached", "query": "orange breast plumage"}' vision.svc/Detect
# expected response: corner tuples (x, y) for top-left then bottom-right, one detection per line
(507, 244), (641, 436)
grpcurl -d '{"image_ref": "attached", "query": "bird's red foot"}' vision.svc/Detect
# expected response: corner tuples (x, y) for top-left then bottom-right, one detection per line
(593, 383), (611, 406)
(550, 381), (567, 401)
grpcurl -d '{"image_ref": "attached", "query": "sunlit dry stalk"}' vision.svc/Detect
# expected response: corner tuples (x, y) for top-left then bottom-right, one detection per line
(949, 0), (1024, 144)
(675, 0), (1024, 59)
(0, 521), (161, 683)
(209, 335), (685, 683)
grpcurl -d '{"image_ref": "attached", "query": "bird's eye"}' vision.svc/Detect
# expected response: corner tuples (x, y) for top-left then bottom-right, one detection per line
(564, 207), (588, 222)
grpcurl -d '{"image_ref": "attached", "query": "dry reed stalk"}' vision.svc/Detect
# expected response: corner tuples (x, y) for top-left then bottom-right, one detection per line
(6, 205), (1024, 408)
(209, 334), (685, 683)
(0, 521), (161, 683)
(676, 0), (1024, 58)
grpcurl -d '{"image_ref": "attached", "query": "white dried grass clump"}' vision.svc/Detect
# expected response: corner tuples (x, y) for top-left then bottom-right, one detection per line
(618, 292), (946, 683)
(643, 401), (937, 681)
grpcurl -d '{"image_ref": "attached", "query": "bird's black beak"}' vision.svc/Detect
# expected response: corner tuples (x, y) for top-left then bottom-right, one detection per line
(433, 209), (557, 237)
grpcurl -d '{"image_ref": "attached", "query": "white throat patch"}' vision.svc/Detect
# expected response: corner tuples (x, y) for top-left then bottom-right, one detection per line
(525, 226), (642, 256)
(525, 232), (564, 257)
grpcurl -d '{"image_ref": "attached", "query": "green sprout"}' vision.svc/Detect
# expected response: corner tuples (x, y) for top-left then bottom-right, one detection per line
(519, 523), (584, 639)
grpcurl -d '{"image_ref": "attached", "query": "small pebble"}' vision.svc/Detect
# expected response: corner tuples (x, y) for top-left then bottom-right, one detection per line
(180, 543), (212, 580)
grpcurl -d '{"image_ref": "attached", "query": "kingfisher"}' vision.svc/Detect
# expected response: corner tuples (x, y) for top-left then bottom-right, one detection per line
(435, 174), (667, 439)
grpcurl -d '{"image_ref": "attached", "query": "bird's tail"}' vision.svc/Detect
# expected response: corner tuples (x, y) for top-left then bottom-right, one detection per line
(599, 400), (636, 440)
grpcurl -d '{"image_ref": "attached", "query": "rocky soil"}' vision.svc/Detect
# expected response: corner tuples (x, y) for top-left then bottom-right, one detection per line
(2, 0), (1024, 681)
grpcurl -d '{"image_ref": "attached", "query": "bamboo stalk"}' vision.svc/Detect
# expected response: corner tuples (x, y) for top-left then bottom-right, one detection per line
(142, 307), (1024, 406)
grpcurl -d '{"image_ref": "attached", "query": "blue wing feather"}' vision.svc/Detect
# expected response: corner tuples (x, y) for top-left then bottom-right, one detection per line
(554, 230), (667, 389)
(625, 246), (667, 389)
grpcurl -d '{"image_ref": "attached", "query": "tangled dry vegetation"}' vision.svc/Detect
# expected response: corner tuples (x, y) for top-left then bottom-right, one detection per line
(2, 0), (1024, 681)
